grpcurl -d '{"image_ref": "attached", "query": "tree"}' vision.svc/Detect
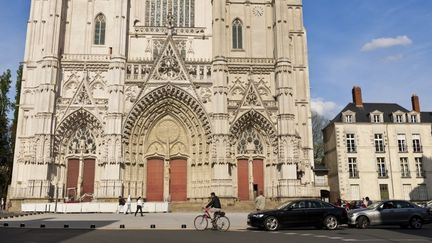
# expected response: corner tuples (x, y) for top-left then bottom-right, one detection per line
(11, 65), (22, 161)
(312, 111), (329, 165)
(0, 69), (12, 199)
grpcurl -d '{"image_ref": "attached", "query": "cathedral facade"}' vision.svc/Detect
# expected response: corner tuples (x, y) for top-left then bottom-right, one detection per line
(9, 0), (317, 205)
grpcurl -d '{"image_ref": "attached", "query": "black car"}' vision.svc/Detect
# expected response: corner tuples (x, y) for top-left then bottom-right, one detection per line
(247, 199), (348, 231)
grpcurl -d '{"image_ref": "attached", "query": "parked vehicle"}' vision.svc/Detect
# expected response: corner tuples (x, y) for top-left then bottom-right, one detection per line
(349, 200), (365, 210)
(247, 199), (348, 231)
(348, 200), (432, 229)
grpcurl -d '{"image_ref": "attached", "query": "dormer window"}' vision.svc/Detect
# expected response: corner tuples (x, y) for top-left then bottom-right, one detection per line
(410, 115), (417, 123)
(373, 115), (381, 123)
(396, 115), (403, 123)
(393, 111), (406, 123)
(342, 110), (355, 123)
(370, 111), (383, 123)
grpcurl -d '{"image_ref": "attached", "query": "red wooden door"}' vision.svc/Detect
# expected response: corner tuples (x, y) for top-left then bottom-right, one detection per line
(237, 159), (249, 200)
(147, 159), (164, 201)
(66, 159), (79, 199)
(170, 159), (187, 201)
(82, 159), (96, 201)
(253, 159), (264, 195)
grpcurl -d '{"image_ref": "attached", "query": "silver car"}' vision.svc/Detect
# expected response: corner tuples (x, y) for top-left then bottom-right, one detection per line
(348, 200), (432, 229)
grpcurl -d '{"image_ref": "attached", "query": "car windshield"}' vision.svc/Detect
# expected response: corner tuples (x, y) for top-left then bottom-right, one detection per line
(367, 202), (381, 209)
(277, 201), (292, 210)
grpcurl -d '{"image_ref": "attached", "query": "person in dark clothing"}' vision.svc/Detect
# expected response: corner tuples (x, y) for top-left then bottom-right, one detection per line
(135, 197), (144, 217)
(118, 196), (125, 214)
(205, 192), (221, 220)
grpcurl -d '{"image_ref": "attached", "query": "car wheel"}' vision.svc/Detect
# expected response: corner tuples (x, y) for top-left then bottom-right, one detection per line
(324, 215), (338, 230)
(357, 216), (369, 229)
(264, 216), (279, 231)
(409, 217), (423, 229)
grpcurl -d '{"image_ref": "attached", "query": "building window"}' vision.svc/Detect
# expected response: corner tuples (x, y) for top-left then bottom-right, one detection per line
(377, 157), (387, 178)
(94, 14), (106, 45)
(373, 115), (381, 123)
(346, 134), (356, 153)
(397, 134), (407, 153)
(374, 134), (385, 153)
(400, 157), (410, 178)
(410, 115), (417, 123)
(412, 134), (422, 153)
(395, 114), (403, 123)
(379, 184), (389, 200)
(348, 158), (358, 178)
(232, 19), (243, 49)
(415, 157), (424, 178)
(345, 115), (353, 123)
(145, 0), (195, 27)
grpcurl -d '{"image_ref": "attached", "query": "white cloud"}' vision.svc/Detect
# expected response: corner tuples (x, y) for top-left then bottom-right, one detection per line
(361, 35), (412, 52)
(311, 98), (340, 119)
(383, 54), (404, 62)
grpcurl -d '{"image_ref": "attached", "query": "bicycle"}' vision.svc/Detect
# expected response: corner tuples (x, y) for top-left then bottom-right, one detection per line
(194, 208), (230, 231)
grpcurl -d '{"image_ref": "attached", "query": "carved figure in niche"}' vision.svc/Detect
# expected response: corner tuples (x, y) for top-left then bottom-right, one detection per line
(67, 127), (97, 155)
(237, 126), (263, 155)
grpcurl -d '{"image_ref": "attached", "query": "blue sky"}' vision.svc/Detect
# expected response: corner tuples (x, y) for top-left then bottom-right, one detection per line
(1, 1), (431, 118)
(303, 0), (432, 117)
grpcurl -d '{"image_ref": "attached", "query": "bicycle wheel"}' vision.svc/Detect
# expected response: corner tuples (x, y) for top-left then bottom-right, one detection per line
(194, 215), (208, 230)
(216, 216), (230, 231)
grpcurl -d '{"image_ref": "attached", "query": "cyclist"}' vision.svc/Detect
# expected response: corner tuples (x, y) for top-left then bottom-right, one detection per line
(205, 192), (222, 222)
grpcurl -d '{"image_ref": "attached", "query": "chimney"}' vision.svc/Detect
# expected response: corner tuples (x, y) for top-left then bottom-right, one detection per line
(411, 94), (420, 112)
(352, 86), (363, 107)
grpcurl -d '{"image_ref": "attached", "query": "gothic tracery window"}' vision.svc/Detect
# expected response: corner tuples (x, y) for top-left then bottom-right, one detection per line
(94, 14), (106, 45)
(237, 127), (263, 154)
(68, 127), (97, 155)
(145, 0), (195, 27)
(232, 19), (243, 49)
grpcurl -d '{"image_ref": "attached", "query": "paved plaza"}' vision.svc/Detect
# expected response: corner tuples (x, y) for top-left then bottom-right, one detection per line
(0, 212), (248, 230)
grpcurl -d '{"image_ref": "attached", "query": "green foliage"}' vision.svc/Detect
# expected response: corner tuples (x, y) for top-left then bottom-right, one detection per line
(312, 111), (329, 165)
(11, 65), (23, 157)
(0, 69), (12, 198)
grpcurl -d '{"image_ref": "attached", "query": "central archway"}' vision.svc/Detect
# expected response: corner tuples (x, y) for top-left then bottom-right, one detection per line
(122, 85), (212, 201)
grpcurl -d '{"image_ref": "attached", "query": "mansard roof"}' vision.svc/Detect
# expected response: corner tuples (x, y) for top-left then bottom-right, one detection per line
(330, 102), (431, 123)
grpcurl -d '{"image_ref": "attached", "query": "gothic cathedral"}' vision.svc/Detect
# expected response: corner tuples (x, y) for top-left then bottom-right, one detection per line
(9, 0), (317, 205)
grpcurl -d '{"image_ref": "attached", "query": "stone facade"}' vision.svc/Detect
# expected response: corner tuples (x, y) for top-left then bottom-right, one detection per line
(9, 0), (317, 205)
(323, 87), (432, 203)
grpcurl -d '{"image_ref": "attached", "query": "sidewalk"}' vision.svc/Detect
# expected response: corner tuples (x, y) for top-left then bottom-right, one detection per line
(0, 212), (249, 230)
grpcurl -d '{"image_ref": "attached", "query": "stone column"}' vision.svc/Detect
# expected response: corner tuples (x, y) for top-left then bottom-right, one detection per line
(211, 0), (232, 197)
(103, 0), (128, 197)
(273, 0), (298, 197)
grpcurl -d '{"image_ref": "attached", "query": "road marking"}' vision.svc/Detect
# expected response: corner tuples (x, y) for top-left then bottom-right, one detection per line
(342, 239), (358, 242)
(329, 237), (343, 240)
(300, 233), (312, 236)
(314, 235), (328, 238)
(284, 232), (297, 235)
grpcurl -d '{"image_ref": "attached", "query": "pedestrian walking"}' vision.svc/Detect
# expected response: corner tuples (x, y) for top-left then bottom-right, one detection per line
(254, 191), (265, 211)
(117, 196), (125, 214)
(365, 197), (372, 207)
(124, 195), (132, 214)
(135, 197), (144, 217)
(0, 198), (4, 212)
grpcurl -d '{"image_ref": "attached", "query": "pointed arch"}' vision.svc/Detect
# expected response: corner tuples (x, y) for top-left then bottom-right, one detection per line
(94, 13), (106, 45)
(54, 108), (104, 157)
(232, 18), (243, 49)
(123, 84), (212, 165)
(230, 110), (277, 151)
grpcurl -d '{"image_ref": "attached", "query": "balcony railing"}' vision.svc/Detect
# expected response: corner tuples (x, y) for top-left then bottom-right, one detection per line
(401, 172), (411, 178)
(347, 147), (357, 153)
(377, 169), (389, 178)
(349, 170), (360, 179)
(413, 145), (423, 153)
(398, 145), (408, 153)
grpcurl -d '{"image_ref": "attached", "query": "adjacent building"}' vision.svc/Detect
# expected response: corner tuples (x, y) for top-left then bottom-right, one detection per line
(324, 87), (432, 203)
(9, 0), (318, 209)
